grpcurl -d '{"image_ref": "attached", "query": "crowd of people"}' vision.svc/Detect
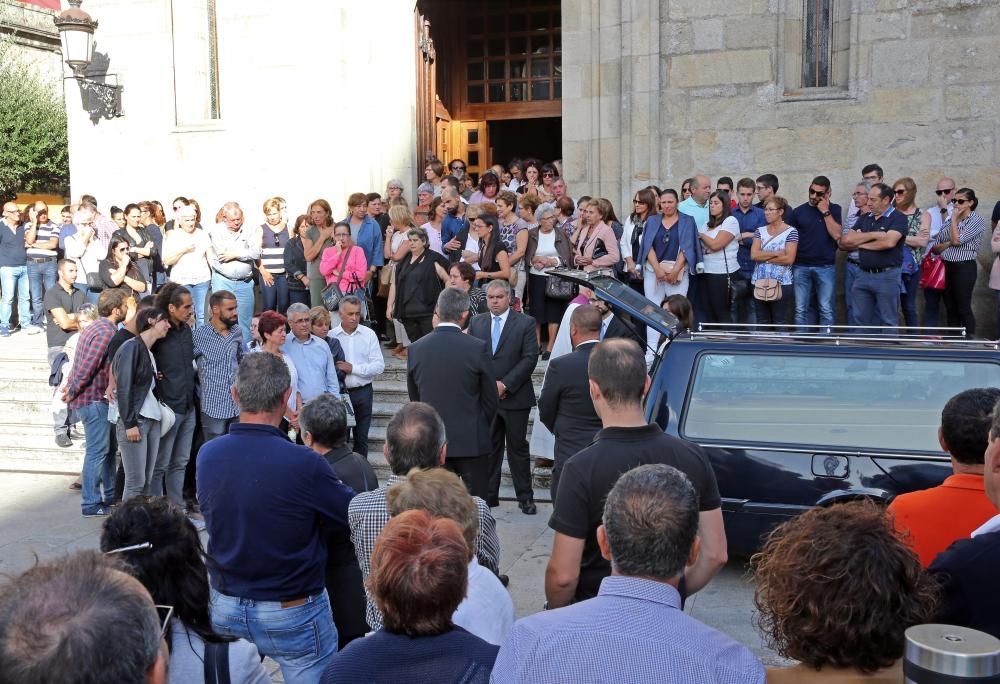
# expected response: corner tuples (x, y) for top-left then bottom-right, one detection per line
(1, 156), (1000, 683)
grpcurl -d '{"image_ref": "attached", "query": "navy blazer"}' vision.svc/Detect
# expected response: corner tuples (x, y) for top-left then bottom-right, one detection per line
(639, 213), (701, 276)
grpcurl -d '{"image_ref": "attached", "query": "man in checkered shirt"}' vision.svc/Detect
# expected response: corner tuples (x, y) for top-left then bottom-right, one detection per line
(349, 402), (501, 631)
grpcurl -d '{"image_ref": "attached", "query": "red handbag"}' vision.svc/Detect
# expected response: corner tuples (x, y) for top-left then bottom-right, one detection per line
(919, 253), (946, 290)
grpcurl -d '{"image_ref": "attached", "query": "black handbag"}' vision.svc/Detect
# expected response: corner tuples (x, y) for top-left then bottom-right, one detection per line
(85, 269), (104, 292)
(721, 240), (749, 303)
(545, 274), (577, 300)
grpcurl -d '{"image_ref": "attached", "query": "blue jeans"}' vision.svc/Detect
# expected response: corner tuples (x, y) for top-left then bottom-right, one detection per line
(900, 269), (921, 329)
(792, 264), (836, 330)
(27, 259), (57, 327)
(210, 587), (337, 684)
(0, 265), (30, 329)
(152, 408), (196, 506)
(923, 287), (944, 328)
(78, 401), (114, 512)
(852, 267), (901, 334)
(844, 261), (861, 328)
(261, 272), (290, 314)
(177, 280), (210, 327)
(211, 273), (254, 343)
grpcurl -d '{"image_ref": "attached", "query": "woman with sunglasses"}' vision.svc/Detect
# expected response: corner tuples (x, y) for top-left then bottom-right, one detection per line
(257, 197), (292, 314)
(930, 187), (987, 337)
(112, 204), (156, 293)
(680, 178), (694, 202)
(100, 236), (148, 297)
(101, 496), (271, 683)
(621, 188), (658, 291)
(891, 178), (930, 331)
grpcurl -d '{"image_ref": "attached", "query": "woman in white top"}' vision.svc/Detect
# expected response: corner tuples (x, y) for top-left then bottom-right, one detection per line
(750, 196), (799, 328)
(697, 191), (741, 325)
(162, 204), (214, 326)
(420, 197), (446, 255)
(252, 310), (302, 430)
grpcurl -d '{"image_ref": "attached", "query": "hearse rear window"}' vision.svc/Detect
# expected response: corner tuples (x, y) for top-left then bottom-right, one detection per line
(682, 353), (1000, 453)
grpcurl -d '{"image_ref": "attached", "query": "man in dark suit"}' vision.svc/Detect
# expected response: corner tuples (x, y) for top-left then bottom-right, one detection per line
(537, 304), (604, 501)
(468, 280), (540, 513)
(407, 288), (498, 500)
(587, 294), (644, 346)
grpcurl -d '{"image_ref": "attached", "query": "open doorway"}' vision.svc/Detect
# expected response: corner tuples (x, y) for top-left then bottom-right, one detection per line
(489, 117), (561, 169)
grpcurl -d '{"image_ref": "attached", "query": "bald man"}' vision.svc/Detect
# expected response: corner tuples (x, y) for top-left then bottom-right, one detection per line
(1, 201), (32, 336)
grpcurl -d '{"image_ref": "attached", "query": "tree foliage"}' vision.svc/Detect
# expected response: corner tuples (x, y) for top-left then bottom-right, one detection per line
(0, 36), (70, 202)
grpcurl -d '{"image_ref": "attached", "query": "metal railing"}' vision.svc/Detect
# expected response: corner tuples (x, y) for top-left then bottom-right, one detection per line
(689, 323), (1000, 349)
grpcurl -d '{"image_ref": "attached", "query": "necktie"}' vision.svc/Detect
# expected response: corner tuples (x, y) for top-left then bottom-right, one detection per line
(600, 320), (608, 340)
(492, 316), (502, 354)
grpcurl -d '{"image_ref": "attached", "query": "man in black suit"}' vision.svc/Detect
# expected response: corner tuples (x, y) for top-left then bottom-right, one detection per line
(537, 304), (604, 501)
(468, 280), (540, 513)
(407, 288), (498, 499)
(588, 294), (644, 346)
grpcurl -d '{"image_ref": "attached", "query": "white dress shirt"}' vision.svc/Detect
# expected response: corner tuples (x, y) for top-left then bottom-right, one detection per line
(331, 323), (385, 388)
(451, 558), (514, 646)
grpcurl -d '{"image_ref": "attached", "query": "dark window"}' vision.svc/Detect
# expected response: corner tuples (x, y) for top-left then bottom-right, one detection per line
(802, 0), (832, 87)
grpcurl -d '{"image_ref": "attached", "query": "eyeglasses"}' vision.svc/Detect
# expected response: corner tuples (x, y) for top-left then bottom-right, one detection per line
(335, 233), (350, 238)
(893, 189), (906, 196)
(542, 172), (554, 177)
(450, 165), (465, 171)
(808, 189), (826, 197)
(764, 207), (781, 213)
(953, 198), (971, 205)
(632, 199), (644, 204)
(935, 188), (955, 196)
(155, 605), (174, 640)
(852, 191), (868, 196)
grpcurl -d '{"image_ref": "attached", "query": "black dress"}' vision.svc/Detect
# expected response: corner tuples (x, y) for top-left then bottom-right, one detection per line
(395, 250), (448, 341)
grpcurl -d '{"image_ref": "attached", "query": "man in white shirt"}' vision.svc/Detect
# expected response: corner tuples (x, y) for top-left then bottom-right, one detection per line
(332, 295), (385, 456)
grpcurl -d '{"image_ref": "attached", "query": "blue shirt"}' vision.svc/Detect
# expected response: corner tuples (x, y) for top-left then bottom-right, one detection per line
(790, 202), (842, 266)
(854, 207), (907, 270)
(192, 323), (244, 419)
(678, 197), (709, 230)
(0, 221), (27, 267)
(282, 333), (340, 399)
(342, 214), (385, 268)
(197, 423), (355, 600)
(732, 205), (766, 279)
(442, 213), (468, 245)
(491, 576), (765, 684)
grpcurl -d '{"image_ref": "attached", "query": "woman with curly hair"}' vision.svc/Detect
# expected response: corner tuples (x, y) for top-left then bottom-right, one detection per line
(751, 500), (938, 682)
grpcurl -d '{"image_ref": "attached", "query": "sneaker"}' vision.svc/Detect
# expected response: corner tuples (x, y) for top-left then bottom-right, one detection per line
(0, 326), (9, 338)
(69, 425), (86, 440)
(24, 325), (42, 335)
(82, 506), (108, 518)
(55, 433), (73, 448)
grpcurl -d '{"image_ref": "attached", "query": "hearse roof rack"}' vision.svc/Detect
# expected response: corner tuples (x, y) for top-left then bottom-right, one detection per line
(689, 324), (999, 349)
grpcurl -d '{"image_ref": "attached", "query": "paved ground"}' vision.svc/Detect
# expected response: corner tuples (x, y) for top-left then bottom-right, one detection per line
(0, 472), (784, 680)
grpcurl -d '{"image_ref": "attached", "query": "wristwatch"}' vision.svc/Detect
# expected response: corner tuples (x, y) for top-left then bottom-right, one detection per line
(822, 211), (831, 217)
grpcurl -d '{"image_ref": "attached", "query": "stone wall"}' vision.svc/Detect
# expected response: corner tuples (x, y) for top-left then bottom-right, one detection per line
(562, 0), (1000, 335)
(62, 0), (419, 224)
(0, 0), (62, 97)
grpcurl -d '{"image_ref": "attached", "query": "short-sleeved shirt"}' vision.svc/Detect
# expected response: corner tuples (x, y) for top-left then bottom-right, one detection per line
(26, 221), (61, 259)
(699, 216), (740, 274)
(752, 226), (799, 286)
(790, 202), (842, 266)
(43, 284), (86, 349)
(549, 424), (721, 602)
(854, 207), (907, 269)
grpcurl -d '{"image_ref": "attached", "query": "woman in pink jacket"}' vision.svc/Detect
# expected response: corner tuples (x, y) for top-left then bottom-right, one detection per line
(320, 221), (369, 293)
(572, 199), (621, 272)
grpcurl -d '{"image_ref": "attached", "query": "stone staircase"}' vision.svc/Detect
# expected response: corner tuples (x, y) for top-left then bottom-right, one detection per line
(0, 335), (552, 498)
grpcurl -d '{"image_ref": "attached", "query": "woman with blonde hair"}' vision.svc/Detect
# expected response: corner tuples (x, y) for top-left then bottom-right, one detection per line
(891, 177), (930, 330)
(384, 205), (414, 357)
(302, 199), (335, 307)
(258, 196), (293, 313)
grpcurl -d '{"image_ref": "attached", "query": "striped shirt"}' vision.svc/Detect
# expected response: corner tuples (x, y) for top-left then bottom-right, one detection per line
(935, 211), (986, 262)
(25, 221), (60, 258)
(491, 576), (766, 684)
(349, 473), (501, 631)
(192, 323), (244, 419)
(66, 318), (117, 411)
(259, 223), (289, 274)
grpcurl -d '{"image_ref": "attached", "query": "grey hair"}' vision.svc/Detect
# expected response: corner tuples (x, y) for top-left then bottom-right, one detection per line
(286, 302), (310, 319)
(417, 182), (434, 195)
(386, 178), (405, 192)
(339, 295), (362, 309)
(436, 287), (470, 324)
(300, 393), (348, 449)
(0, 551), (162, 683)
(857, 179), (873, 191)
(72, 206), (95, 225)
(485, 279), (511, 296)
(222, 201), (242, 216)
(235, 353), (290, 413)
(407, 226), (429, 245)
(602, 464), (700, 581)
(534, 202), (557, 223)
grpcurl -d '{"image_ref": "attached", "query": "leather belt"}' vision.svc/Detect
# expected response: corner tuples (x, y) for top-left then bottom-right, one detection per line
(28, 256), (56, 262)
(280, 596), (308, 609)
(859, 265), (895, 274)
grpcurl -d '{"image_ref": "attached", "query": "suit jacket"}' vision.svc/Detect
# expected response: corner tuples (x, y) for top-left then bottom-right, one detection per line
(537, 340), (603, 464)
(468, 309), (539, 411)
(407, 325), (498, 457)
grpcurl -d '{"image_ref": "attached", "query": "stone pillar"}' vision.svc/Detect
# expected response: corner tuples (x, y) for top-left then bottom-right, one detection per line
(563, 0), (662, 211)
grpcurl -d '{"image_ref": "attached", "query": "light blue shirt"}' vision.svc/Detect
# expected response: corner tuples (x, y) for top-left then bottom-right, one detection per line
(281, 333), (340, 400)
(491, 576), (765, 684)
(679, 196), (710, 230)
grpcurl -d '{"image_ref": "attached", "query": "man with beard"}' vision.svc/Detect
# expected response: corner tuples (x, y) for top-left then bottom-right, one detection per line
(193, 290), (244, 442)
(441, 186), (469, 259)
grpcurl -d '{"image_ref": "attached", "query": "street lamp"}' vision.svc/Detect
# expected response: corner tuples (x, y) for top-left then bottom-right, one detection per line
(53, 0), (123, 117)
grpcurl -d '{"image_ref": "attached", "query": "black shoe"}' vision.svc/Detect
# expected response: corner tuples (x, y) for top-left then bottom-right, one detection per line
(486, 496), (500, 508)
(55, 433), (73, 448)
(519, 498), (537, 515)
(498, 574), (510, 587)
(541, 351), (551, 361)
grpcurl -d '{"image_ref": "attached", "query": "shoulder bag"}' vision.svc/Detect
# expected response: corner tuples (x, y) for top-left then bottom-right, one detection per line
(919, 252), (946, 290)
(721, 232), (749, 304)
(321, 245), (355, 311)
(545, 273), (577, 300)
(753, 229), (785, 302)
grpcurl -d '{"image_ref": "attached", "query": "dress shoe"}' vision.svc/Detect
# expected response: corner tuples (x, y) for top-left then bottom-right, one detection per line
(486, 496), (500, 508)
(518, 498), (537, 515)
